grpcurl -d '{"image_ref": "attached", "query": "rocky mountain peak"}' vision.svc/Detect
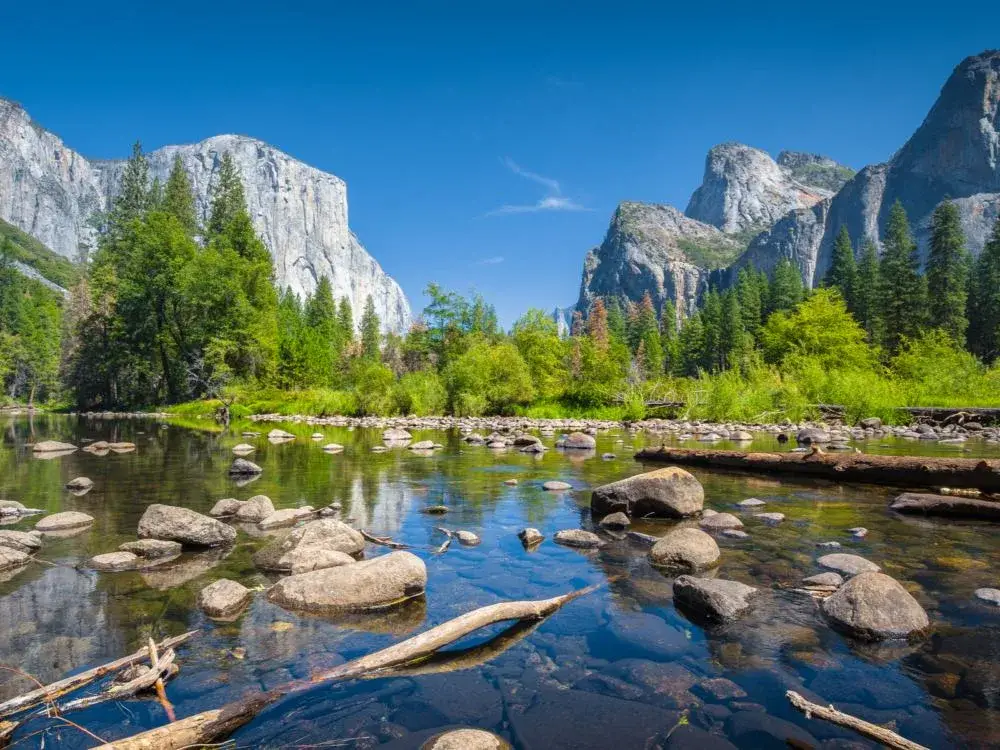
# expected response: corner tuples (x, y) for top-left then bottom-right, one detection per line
(685, 142), (847, 235)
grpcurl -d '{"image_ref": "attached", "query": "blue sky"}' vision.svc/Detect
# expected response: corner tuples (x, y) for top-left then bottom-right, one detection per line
(2, 1), (995, 325)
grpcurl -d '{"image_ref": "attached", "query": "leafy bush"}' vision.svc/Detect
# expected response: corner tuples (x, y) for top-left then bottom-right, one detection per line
(444, 340), (534, 416)
(392, 370), (447, 416)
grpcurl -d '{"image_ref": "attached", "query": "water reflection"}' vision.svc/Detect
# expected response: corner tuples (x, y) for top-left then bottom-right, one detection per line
(0, 414), (999, 747)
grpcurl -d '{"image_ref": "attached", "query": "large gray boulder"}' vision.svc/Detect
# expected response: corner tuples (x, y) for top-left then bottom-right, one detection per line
(591, 467), (704, 518)
(649, 528), (720, 571)
(0, 530), (42, 553)
(198, 579), (253, 618)
(267, 551), (427, 613)
(137, 504), (237, 547)
(673, 576), (758, 623)
(821, 571), (929, 640)
(253, 519), (364, 573)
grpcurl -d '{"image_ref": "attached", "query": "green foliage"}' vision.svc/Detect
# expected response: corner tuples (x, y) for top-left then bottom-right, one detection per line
(444, 339), (534, 415)
(968, 216), (1000, 361)
(926, 201), (969, 343)
(0, 218), (80, 288)
(512, 308), (567, 400)
(392, 370), (447, 415)
(767, 257), (805, 316)
(879, 201), (927, 353)
(359, 295), (381, 360)
(350, 359), (394, 415)
(824, 226), (857, 310)
(853, 240), (882, 343)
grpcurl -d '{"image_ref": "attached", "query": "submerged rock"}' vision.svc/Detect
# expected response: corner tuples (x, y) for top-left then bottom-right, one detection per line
(137, 504), (237, 547)
(253, 519), (364, 573)
(234, 495), (275, 523)
(35, 511), (94, 532)
(821, 571), (930, 640)
(649, 528), (720, 572)
(753, 512), (785, 524)
(267, 550), (427, 613)
(119, 539), (182, 559)
(591, 467), (705, 518)
(554, 529), (603, 548)
(817, 553), (880, 577)
(518, 528), (544, 547)
(198, 579), (253, 618)
(674, 575), (758, 623)
(543, 481), (572, 491)
(409, 440), (437, 450)
(229, 458), (263, 476)
(420, 729), (511, 750)
(0, 530), (42, 553)
(699, 512), (744, 531)
(90, 551), (140, 571)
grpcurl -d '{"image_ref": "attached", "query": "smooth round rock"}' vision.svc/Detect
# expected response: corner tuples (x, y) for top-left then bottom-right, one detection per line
(754, 512), (785, 524)
(420, 728), (511, 750)
(543, 481), (572, 491)
(721, 529), (750, 539)
(232, 443), (255, 454)
(198, 578), (254, 618)
(738, 498), (766, 508)
(36, 511), (94, 532)
(649, 528), (720, 572)
(268, 429), (295, 440)
(229, 458), (262, 475)
(699, 512), (744, 531)
(599, 512), (631, 530)
(253, 519), (364, 573)
(974, 588), (1000, 606)
(818, 553), (880, 577)
(209, 498), (242, 517)
(821, 571), (929, 640)
(90, 551), (140, 571)
(234, 495), (275, 523)
(554, 529), (603, 548)
(137, 504), (237, 547)
(591, 467), (704, 518)
(454, 530), (481, 546)
(0, 547), (31, 572)
(562, 432), (596, 449)
(32, 440), (77, 453)
(674, 575), (758, 623)
(803, 572), (843, 587)
(119, 539), (182, 559)
(267, 550), (427, 613)
(323, 443), (344, 453)
(258, 507), (315, 530)
(518, 528), (544, 547)
(0, 530), (42, 553)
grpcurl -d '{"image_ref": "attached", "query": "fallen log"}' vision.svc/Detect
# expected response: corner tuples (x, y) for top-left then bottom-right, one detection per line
(890, 492), (1000, 520)
(51, 648), (175, 714)
(95, 586), (596, 749)
(0, 631), (197, 720)
(360, 529), (413, 549)
(635, 446), (1000, 492)
(786, 690), (928, 750)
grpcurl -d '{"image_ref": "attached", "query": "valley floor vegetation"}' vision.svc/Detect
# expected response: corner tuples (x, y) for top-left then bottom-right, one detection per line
(4, 142), (1000, 425)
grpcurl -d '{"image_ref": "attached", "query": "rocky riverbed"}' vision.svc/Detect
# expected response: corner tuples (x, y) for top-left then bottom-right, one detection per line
(1, 413), (999, 748)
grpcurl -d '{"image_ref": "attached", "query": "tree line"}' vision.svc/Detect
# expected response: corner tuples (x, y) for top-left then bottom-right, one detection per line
(3, 140), (1000, 420)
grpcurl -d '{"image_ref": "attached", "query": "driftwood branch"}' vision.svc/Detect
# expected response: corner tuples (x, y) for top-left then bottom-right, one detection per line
(0, 631), (197, 720)
(51, 649), (176, 714)
(786, 690), (929, 750)
(360, 529), (412, 549)
(96, 586), (597, 750)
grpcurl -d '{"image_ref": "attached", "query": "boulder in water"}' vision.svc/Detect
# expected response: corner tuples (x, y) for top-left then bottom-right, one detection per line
(591, 467), (704, 518)
(821, 571), (929, 640)
(198, 579), (254, 618)
(420, 729), (511, 750)
(209, 498), (242, 517)
(673, 575), (758, 623)
(65, 477), (93, 491)
(90, 551), (140, 572)
(253, 519), (364, 573)
(561, 432), (596, 449)
(234, 495), (275, 523)
(817, 553), (880, 577)
(0, 530), (42, 553)
(553, 529), (603, 548)
(32, 440), (77, 453)
(137, 504), (237, 547)
(649, 528), (720, 572)
(229, 458), (262, 476)
(267, 550), (427, 613)
(119, 539), (182, 559)
(35, 511), (94, 532)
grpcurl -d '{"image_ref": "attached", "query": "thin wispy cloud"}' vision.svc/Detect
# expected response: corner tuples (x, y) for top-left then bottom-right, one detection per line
(544, 74), (584, 89)
(476, 256), (505, 265)
(486, 158), (590, 217)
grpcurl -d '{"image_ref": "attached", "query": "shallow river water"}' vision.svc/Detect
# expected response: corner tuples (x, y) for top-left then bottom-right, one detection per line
(2, 415), (1000, 748)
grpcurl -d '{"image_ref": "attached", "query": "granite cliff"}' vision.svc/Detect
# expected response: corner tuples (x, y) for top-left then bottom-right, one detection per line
(0, 99), (410, 331)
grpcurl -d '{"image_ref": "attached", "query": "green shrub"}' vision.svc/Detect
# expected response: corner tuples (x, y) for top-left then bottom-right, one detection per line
(393, 370), (447, 416)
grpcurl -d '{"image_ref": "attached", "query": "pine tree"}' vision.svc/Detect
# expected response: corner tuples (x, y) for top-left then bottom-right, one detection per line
(767, 258), (804, 316)
(926, 200), (969, 343)
(207, 153), (247, 237)
(163, 154), (199, 235)
(700, 290), (723, 371)
(360, 295), (381, 360)
(606, 297), (627, 342)
(660, 303), (679, 374)
(825, 226), (857, 310)
(587, 298), (610, 351)
(108, 141), (150, 235)
(968, 217), (1000, 361)
(853, 239), (882, 343)
(735, 268), (764, 339)
(677, 312), (706, 377)
(879, 201), (926, 353)
(635, 292), (662, 378)
(719, 290), (746, 370)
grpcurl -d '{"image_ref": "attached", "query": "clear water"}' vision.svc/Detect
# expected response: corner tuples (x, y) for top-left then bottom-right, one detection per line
(2, 414), (1000, 748)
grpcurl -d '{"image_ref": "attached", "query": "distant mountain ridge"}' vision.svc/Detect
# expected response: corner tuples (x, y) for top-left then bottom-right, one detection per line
(570, 49), (1000, 323)
(0, 99), (411, 332)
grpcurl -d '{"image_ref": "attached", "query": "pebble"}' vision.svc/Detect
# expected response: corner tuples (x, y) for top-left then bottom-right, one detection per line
(753, 512), (785, 524)
(738, 498), (766, 508)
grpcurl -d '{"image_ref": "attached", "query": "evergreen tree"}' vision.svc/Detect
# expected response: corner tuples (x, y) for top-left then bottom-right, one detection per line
(107, 141), (150, 236)
(825, 226), (857, 310)
(735, 268), (764, 338)
(700, 290), (723, 371)
(207, 153), (247, 237)
(360, 295), (381, 360)
(968, 217), (1000, 361)
(634, 292), (662, 378)
(677, 312), (706, 377)
(926, 200), (969, 343)
(719, 289), (746, 370)
(163, 154), (198, 235)
(767, 258), (804, 316)
(303, 276), (338, 384)
(337, 297), (354, 345)
(587, 298), (610, 351)
(660, 304), (679, 375)
(879, 201), (926, 353)
(606, 297), (627, 342)
(853, 240), (882, 344)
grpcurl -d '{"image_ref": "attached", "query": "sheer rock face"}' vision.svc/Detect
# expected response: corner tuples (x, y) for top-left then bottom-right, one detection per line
(0, 99), (410, 332)
(576, 202), (741, 321)
(686, 143), (841, 234)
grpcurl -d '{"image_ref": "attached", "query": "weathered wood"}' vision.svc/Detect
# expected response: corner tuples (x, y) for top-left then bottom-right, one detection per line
(635, 446), (1000, 492)
(890, 492), (1000, 520)
(0, 631), (197, 720)
(94, 692), (276, 750)
(52, 649), (176, 714)
(360, 529), (412, 549)
(786, 690), (928, 750)
(94, 586), (597, 749)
